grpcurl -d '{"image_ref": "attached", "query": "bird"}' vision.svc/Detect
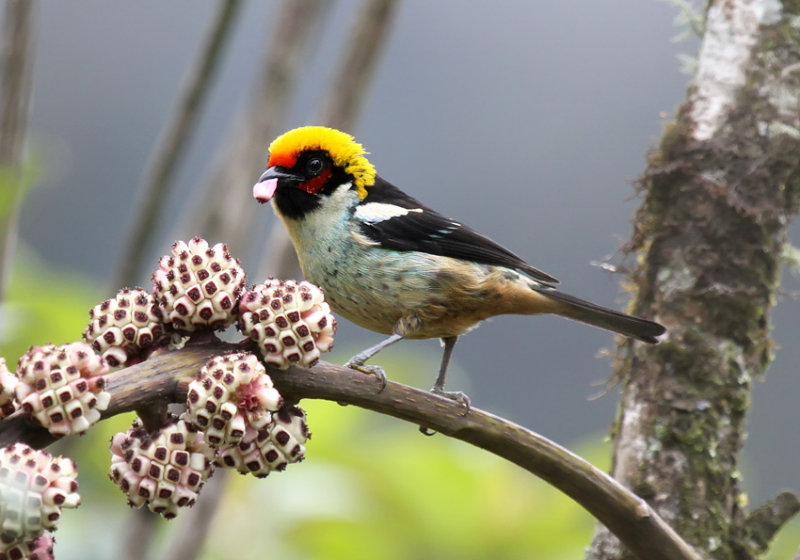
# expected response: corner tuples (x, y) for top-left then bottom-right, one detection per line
(252, 126), (665, 406)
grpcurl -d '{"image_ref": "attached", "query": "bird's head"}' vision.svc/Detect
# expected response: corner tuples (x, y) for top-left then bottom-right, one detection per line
(253, 126), (376, 219)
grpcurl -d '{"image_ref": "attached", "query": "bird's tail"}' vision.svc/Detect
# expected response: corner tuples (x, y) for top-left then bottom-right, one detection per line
(537, 288), (665, 343)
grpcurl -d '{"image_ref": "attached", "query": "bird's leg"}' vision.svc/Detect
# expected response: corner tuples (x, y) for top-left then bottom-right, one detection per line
(344, 333), (404, 390)
(420, 336), (469, 435)
(430, 336), (470, 413)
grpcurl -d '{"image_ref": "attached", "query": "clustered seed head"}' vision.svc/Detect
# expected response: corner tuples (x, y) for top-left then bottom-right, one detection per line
(184, 353), (282, 447)
(0, 359), (19, 419)
(0, 533), (55, 560)
(237, 279), (336, 369)
(109, 418), (214, 519)
(0, 443), (79, 555)
(215, 405), (309, 478)
(29, 534), (55, 560)
(83, 288), (164, 367)
(15, 343), (110, 436)
(152, 238), (246, 333)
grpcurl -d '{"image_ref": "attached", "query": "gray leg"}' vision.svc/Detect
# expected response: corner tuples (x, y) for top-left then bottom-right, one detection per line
(344, 333), (403, 390)
(430, 336), (470, 412)
(420, 336), (469, 434)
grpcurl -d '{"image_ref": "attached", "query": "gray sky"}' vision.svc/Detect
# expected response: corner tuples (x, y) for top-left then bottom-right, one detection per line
(12, 0), (799, 503)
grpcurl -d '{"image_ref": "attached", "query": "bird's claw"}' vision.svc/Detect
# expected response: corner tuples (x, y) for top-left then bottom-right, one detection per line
(344, 359), (388, 391)
(418, 387), (470, 434)
(431, 386), (471, 416)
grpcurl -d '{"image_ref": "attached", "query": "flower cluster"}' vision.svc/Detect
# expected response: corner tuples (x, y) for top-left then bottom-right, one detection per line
(215, 405), (309, 478)
(0, 534), (55, 560)
(184, 353), (282, 447)
(109, 418), (214, 520)
(153, 238), (246, 333)
(108, 350), (310, 518)
(80, 239), (337, 374)
(83, 288), (163, 367)
(0, 443), (79, 556)
(238, 279), (336, 368)
(0, 237), (331, 542)
(14, 343), (110, 436)
(184, 354), (308, 477)
(0, 359), (19, 419)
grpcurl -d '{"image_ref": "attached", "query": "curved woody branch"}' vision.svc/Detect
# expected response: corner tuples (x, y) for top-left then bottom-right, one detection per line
(0, 342), (702, 560)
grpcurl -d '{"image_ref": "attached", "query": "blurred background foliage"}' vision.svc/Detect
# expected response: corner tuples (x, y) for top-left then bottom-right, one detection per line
(1, 235), (604, 558)
(1, 247), (797, 558)
(0, 0), (798, 558)
(1, 236), (605, 557)
(0, 177), (606, 557)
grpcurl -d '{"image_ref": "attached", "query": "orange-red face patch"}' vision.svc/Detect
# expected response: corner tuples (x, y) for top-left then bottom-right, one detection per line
(267, 150), (299, 170)
(299, 167), (332, 194)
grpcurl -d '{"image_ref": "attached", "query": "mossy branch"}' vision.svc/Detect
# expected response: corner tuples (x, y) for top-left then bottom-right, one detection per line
(0, 341), (702, 560)
(744, 491), (800, 555)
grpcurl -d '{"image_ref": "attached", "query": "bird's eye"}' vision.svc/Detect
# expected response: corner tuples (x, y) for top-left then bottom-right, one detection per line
(306, 157), (325, 176)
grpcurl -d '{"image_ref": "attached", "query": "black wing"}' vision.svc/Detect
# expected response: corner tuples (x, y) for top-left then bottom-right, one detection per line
(357, 177), (559, 285)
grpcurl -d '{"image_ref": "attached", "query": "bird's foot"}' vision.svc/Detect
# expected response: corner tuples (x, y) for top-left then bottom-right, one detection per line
(430, 386), (471, 416)
(344, 358), (388, 391)
(418, 387), (471, 435)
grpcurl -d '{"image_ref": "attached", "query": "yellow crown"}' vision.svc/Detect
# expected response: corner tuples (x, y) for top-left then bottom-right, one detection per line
(268, 126), (376, 199)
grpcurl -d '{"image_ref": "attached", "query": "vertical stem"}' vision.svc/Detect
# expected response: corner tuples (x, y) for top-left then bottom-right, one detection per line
(187, 0), (331, 253)
(315, 0), (400, 131)
(158, 470), (228, 560)
(114, 3), (242, 557)
(255, 0), (400, 279)
(114, 0), (243, 288)
(160, 3), (332, 558)
(0, 0), (34, 300)
(118, 508), (159, 560)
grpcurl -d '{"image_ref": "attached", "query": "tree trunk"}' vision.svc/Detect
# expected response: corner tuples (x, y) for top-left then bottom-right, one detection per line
(588, 1), (800, 558)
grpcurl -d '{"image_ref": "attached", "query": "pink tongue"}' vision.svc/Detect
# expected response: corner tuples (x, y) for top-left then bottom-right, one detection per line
(253, 178), (278, 202)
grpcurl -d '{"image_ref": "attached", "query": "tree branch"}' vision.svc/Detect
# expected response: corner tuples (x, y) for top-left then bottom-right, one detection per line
(743, 491), (800, 555)
(0, 0), (34, 300)
(187, 0), (331, 255)
(118, 508), (158, 560)
(114, 0), (243, 288)
(313, 0), (399, 131)
(159, 470), (228, 560)
(0, 342), (702, 560)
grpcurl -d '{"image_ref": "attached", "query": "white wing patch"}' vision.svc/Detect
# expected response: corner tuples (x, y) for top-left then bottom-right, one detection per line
(350, 229), (381, 246)
(354, 202), (423, 223)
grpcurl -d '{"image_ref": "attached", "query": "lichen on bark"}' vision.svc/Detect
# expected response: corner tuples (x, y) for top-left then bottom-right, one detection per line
(587, 2), (800, 559)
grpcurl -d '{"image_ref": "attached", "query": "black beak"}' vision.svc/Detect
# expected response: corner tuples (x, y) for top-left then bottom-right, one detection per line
(253, 166), (304, 203)
(256, 166), (303, 184)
